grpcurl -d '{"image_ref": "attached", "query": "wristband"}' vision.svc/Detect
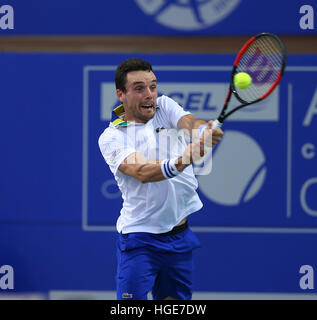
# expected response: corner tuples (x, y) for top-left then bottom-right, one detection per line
(161, 158), (180, 179)
(197, 124), (207, 139)
(169, 157), (180, 175)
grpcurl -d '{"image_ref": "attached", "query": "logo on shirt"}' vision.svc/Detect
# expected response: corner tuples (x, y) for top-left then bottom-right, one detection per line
(155, 127), (165, 133)
(134, 0), (241, 31)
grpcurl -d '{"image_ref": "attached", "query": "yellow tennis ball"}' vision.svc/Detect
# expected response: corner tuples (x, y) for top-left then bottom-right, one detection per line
(234, 72), (252, 89)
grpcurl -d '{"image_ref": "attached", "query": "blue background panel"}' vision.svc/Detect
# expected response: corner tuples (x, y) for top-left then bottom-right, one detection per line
(1, 0), (316, 35)
(0, 53), (317, 296)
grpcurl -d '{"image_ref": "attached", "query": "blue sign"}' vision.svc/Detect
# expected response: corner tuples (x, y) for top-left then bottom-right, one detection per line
(1, 53), (317, 297)
(85, 59), (317, 234)
(1, 0), (316, 35)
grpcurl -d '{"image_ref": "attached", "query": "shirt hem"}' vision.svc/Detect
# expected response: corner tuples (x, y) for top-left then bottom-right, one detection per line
(118, 202), (203, 234)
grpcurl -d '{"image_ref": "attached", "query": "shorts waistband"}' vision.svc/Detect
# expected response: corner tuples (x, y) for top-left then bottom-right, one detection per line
(156, 221), (188, 236)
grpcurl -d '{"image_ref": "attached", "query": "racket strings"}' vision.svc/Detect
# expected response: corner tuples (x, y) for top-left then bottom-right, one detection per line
(235, 35), (284, 103)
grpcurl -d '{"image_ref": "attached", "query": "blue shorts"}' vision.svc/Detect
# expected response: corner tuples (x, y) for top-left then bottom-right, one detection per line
(116, 225), (201, 300)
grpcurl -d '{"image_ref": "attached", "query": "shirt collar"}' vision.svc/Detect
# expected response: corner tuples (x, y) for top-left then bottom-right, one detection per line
(110, 104), (159, 128)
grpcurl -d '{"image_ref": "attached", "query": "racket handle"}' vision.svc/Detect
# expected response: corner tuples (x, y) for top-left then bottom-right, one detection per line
(212, 119), (222, 130)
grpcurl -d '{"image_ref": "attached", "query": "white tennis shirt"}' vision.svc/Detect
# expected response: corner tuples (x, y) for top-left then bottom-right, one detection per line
(98, 95), (203, 234)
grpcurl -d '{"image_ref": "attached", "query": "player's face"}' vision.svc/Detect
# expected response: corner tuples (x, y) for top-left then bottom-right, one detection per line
(117, 70), (158, 123)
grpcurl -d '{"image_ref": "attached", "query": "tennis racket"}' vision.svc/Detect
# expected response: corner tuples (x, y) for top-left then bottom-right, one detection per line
(212, 32), (287, 130)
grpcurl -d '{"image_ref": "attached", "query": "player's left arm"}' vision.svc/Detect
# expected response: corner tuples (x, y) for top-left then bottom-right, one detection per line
(177, 114), (223, 148)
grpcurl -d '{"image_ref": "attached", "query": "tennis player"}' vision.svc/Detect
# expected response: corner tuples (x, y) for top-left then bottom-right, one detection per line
(98, 58), (223, 300)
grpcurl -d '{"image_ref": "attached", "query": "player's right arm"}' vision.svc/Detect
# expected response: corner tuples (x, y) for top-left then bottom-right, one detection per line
(118, 138), (203, 184)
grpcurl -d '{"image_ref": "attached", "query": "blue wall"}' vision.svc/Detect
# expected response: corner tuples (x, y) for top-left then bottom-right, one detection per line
(0, 53), (317, 296)
(1, 0), (316, 35)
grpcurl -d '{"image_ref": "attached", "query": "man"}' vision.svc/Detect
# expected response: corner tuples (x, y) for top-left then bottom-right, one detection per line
(98, 58), (223, 300)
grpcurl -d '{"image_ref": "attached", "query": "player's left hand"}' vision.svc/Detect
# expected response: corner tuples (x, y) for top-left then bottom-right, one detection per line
(202, 120), (224, 147)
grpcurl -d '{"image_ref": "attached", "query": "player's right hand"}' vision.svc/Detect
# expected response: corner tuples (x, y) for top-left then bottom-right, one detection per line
(182, 138), (205, 165)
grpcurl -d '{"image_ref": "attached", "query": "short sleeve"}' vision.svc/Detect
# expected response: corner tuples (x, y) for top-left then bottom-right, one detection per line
(157, 95), (191, 128)
(98, 128), (136, 175)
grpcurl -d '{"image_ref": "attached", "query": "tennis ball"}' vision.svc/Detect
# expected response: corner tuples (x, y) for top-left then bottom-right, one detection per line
(234, 72), (252, 89)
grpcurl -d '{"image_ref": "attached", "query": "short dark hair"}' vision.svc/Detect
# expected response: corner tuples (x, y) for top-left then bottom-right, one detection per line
(115, 58), (153, 92)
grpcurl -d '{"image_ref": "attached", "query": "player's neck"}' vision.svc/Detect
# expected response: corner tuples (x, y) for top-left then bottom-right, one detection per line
(123, 115), (148, 124)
